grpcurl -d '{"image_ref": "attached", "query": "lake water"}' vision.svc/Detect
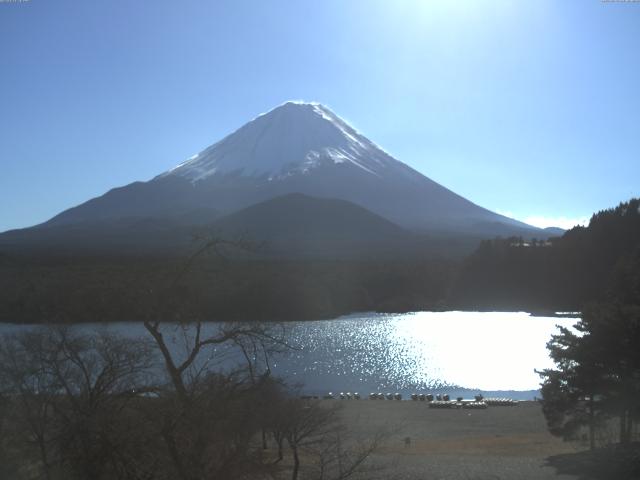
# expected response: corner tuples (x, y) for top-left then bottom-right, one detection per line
(0, 311), (578, 400)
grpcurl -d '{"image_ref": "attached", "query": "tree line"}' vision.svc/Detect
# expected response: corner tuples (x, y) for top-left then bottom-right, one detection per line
(0, 254), (454, 324)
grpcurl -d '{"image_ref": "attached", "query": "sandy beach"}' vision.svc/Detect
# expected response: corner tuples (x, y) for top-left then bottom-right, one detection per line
(337, 400), (583, 480)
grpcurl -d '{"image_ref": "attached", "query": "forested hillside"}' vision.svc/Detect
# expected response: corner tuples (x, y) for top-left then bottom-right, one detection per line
(452, 198), (640, 311)
(0, 253), (454, 323)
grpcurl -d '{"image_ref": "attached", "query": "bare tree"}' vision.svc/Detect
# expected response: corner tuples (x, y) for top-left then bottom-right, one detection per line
(311, 427), (390, 480)
(272, 399), (392, 480)
(0, 328), (157, 480)
(0, 330), (60, 479)
(280, 400), (342, 480)
(141, 235), (286, 400)
(136, 235), (291, 480)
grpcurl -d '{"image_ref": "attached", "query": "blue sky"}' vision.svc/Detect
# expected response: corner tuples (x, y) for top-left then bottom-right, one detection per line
(1, 0), (638, 232)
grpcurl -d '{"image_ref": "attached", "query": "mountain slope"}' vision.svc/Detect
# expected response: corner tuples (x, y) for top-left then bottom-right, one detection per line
(40, 101), (543, 238)
(0, 216), (198, 255)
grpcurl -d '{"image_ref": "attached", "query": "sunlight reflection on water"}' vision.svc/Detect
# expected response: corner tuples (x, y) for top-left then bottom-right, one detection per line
(0, 311), (577, 397)
(279, 311), (577, 395)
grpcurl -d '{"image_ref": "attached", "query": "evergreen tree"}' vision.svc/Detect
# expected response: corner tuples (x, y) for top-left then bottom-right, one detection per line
(539, 244), (640, 448)
(538, 320), (608, 449)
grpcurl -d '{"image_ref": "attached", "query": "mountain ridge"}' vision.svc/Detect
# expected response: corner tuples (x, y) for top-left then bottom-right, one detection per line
(3, 101), (558, 254)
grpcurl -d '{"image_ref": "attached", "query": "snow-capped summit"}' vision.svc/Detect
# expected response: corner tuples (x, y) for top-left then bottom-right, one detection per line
(37, 101), (543, 238)
(161, 101), (394, 181)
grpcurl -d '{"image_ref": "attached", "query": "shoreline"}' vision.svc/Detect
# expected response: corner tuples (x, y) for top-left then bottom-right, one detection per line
(309, 389), (541, 401)
(0, 308), (581, 325)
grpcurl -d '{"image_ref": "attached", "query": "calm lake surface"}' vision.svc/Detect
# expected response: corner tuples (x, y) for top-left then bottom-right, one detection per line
(0, 311), (578, 400)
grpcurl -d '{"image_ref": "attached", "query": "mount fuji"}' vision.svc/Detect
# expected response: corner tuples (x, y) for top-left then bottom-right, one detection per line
(1, 101), (547, 255)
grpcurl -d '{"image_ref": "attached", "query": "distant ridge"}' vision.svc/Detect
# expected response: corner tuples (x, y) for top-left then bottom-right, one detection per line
(211, 193), (416, 258)
(543, 227), (566, 237)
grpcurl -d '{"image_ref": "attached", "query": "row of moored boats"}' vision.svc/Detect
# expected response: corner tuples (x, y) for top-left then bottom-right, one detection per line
(317, 392), (518, 406)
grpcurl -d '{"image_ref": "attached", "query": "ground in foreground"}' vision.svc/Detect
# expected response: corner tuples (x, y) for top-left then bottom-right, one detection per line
(339, 400), (583, 480)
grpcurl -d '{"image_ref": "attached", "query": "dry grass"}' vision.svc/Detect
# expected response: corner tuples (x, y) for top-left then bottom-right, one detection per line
(335, 400), (583, 480)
